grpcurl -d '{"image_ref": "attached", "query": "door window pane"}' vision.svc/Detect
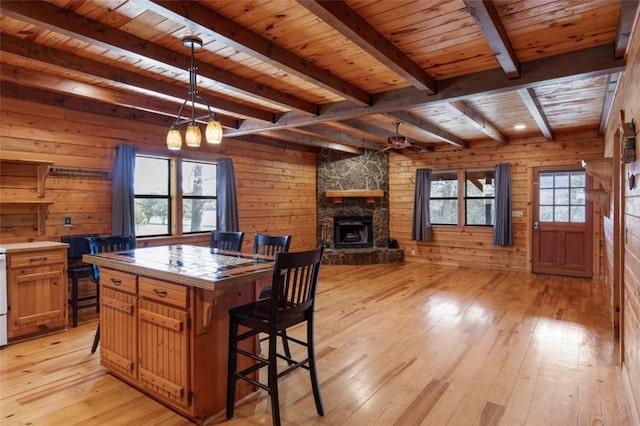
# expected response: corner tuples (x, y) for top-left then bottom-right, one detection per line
(538, 170), (586, 223)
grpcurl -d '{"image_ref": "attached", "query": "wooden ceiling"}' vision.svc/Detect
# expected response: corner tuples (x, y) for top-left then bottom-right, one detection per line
(0, 0), (637, 154)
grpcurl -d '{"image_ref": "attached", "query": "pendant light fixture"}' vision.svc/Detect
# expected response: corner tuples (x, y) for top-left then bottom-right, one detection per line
(166, 36), (223, 150)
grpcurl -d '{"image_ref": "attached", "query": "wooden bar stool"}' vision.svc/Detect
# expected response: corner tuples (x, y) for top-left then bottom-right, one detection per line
(226, 246), (325, 426)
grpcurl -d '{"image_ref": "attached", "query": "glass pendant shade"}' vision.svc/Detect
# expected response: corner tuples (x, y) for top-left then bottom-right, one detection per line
(185, 124), (202, 147)
(206, 119), (223, 144)
(166, 127), (182, 150)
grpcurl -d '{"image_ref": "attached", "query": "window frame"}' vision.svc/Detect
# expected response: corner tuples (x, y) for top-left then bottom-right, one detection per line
(464, 169), (495, 227)
(428, 168), (496, 228)
(134, 154), (218, 238)
(429, 170), (459, 226)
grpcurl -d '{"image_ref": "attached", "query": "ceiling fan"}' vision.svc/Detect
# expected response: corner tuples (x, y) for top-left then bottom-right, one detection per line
(382, 122), (426, 153)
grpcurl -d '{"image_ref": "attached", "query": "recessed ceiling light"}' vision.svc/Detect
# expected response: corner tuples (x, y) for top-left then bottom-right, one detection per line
(514, 124), (526, 130)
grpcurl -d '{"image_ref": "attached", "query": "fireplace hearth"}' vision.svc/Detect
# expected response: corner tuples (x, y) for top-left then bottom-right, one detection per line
(334, 216), (373, 248)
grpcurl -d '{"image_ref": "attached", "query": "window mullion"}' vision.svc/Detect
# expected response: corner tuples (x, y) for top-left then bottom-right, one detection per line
(171, 158), (182, 236)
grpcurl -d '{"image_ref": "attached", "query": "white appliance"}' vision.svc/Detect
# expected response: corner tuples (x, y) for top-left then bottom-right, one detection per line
(0, 247), (7, 347)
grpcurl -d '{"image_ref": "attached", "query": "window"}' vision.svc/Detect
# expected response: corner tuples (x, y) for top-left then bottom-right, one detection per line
(428, 169), (496, 227)
(430, 171), (458, 225)
(538, 170), (585, 223)
(465, 170), (495, 226)
(135, 156), (170, 237)
(182, 160), (217, 234)
(134, 155), (218, 237)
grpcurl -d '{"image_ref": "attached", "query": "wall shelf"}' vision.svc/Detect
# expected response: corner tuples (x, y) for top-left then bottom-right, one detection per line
(584, 189), (609, 217)
(325, 189), (384, 204)
(582, 159), (612, 192)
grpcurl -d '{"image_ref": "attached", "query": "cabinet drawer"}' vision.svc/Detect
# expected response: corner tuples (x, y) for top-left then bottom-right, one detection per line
(101, 269), (137, 294)
(9, 249), (65, 268)
(139, 277), (188, 308)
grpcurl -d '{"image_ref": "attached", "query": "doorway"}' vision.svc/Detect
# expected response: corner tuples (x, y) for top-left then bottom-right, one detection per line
(532, 167), (593, 278)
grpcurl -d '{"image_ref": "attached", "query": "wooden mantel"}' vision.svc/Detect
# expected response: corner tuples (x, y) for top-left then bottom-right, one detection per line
(325, 189), (385, 204)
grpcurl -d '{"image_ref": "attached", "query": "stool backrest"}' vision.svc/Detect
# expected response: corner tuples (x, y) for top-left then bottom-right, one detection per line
(209, 231), (245, 251)
(252, 233), (291, 256)
(85, 235), (136, 282)
(269, 246), (324, 319)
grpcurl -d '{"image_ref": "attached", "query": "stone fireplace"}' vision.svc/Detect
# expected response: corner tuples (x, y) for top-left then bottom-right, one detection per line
(317, 149), (403, 264)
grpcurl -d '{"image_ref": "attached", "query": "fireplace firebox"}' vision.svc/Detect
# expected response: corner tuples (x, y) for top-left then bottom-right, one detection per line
(334, 216), (373, 248)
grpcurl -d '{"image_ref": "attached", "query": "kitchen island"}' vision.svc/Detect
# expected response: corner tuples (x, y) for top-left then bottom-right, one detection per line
(83, 244), (275, 424)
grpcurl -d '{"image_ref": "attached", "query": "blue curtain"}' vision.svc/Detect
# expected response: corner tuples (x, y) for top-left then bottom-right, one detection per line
(217, 158), (239, 231)
(111, 144), (136, 241)
(493, 163), (513, 246)
(412, 168), (432, 241)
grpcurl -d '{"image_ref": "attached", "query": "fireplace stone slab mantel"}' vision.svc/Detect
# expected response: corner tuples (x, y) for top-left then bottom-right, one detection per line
(325, 190), (384, 204)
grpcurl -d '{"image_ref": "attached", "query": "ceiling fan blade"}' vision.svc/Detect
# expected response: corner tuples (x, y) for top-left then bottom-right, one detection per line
(408, 145), (427, 153)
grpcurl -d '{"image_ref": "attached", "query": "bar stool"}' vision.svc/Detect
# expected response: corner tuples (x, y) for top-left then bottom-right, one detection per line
(226, 246), (325, 426)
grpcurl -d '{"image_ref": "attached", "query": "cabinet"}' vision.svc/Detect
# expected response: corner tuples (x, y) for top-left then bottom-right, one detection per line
(97, 265), (257, 422)
(100, 269), (137, 381)
(0, 158), (54, 235)
(5, 242), (68, 340)
(138, 277), (190, 410)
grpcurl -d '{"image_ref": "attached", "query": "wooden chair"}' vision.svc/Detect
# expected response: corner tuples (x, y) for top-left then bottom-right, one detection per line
(61, 234), (98, 327)
(253, 233), (291, 299)
(85, 235), (136, 353)
(209, 231), (245, 251)
(226, 246), (325, 426)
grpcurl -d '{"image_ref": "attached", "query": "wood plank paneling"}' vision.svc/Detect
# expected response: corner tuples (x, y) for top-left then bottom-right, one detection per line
(389, 131), (605, 272)
(599, 12), (640, 422)
(0, 97), (317, 250)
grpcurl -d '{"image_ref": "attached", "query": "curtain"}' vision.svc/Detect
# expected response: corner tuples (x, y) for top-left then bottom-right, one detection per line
(111, 144), (136, 243)
(217, 158), (239, 231)
(412, 168), (432, 241)
(493, 163), (513, 246)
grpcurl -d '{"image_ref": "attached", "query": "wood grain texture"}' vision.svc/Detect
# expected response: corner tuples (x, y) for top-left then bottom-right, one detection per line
(602, 10), (640, 423)
(0, 263), (632, 425)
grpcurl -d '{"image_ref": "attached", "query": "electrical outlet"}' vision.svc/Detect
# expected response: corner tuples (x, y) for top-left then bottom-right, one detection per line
(64, 217), (72, 226)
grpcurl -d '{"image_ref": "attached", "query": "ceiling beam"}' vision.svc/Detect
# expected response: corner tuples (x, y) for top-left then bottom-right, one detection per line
(240, 132), (363, 154)
(0, 65), (238, 130)
(299, 125), (383, 150)
(223, 43), (624, 136)
(386, 111), (470, 148)
(0, 80), (178, 129)
(297, 0), (437, 93)
(141, 0), (371, 107)
(0, 0), (317, 115)
(447, 100), (508, 144)
(464, 0), (520, 78)
(615, 0), (640, 58)
(599, 72), (621, 134)
(337, 119), (389, 143)
(0, 34), (274, 123)
(517, 88), (554, 140)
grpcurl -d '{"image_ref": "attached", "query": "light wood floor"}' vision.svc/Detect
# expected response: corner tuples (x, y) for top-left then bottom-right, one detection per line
(0, 263), (633, 425)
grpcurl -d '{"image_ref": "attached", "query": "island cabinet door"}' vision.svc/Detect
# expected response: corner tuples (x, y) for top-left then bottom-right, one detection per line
(137, 277), (190, 412)
(7, 249), (66, 339)
(100, 270), (137, 381)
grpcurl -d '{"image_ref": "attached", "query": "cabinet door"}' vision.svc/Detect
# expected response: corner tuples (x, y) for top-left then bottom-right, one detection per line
(100, 285), (137, 380)
(138, 298), (190, 410)
(8, 263), (65, 339)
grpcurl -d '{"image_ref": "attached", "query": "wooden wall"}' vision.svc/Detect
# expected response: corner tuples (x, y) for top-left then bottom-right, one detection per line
(602, 14), (640, 423)
(389, 131), (605, 273)
(0, 97), (317, 252)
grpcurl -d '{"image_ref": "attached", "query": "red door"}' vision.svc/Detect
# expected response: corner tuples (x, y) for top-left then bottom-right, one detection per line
(532, 167), (593, 278)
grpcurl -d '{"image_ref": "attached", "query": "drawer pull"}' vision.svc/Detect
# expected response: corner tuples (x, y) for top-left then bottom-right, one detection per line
(153, 289), (168, 297)
(29, 256), (48, 262)
(110, 278), (122, 286)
